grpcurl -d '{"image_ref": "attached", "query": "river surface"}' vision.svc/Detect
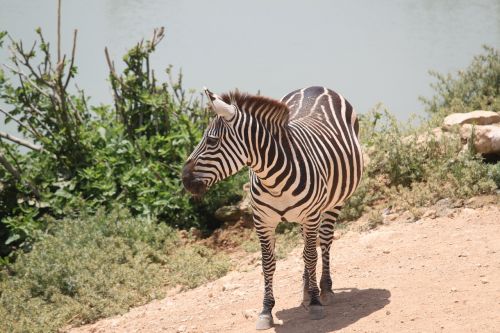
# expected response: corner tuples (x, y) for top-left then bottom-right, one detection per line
(0, 0), (499, 133)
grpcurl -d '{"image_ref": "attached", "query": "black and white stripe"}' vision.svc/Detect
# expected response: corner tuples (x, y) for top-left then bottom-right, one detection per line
(182, 86), (363, 329)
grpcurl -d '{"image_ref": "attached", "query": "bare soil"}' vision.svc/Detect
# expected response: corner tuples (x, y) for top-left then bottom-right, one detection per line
(70, 201), (500, 333)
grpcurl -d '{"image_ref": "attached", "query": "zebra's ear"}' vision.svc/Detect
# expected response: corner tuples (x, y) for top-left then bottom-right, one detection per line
(203, 87), (235, 120)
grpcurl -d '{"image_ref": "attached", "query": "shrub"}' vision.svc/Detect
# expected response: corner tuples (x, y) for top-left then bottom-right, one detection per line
(320, 47), (498, 220)
(339, 176), (378, 221)
(342, 64), (500, 220)
(0, 207), (230, 333)
(0, 28), (245, 251)
(420, 45), (500, 119)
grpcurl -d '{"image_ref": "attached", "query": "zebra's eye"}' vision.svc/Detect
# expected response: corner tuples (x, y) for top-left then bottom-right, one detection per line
(206, 136), (219, 147)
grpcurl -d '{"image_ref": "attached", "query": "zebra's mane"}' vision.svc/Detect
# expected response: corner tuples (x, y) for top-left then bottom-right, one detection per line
(221, 91), (290, 124)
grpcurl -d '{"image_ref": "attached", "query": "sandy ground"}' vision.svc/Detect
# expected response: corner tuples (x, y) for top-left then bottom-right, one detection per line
(70, 202), (500, 333)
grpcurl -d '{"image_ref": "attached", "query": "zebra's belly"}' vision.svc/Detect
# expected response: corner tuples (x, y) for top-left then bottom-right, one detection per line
(251, 188), (339, 224)
(250, 170), (362, 224)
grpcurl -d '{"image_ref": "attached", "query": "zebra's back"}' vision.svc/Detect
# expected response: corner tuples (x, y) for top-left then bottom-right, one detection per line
(281, 86), (359, 136)
(277, 86), (363, 213)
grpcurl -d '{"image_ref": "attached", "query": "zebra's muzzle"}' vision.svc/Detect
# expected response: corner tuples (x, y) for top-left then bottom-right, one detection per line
(182, 160), (208, 196)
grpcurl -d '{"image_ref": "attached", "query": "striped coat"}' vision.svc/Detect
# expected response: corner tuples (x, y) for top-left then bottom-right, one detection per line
(182, 86), (363, 329)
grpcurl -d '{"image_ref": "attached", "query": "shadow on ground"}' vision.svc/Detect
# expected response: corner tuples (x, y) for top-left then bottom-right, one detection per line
(275, 288), (391, 332)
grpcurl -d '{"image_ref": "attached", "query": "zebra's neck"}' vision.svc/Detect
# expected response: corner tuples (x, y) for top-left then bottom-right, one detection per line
(246, 123), (297, 195)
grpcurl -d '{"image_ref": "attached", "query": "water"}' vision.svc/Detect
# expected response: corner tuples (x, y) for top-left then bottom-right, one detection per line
(0, 0), (499, 136)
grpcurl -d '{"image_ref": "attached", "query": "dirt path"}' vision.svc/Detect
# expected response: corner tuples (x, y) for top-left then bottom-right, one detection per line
(71, 203), (500, 333)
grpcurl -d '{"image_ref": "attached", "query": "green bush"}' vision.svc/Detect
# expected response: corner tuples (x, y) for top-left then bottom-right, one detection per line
(338, 46), (500, 220)
(339, 176), (378, 221)
(0, 207), (230, 333)
(345, 106), (499, 217)
(420, 45), (500, 119)
(0, 28), (245, 251)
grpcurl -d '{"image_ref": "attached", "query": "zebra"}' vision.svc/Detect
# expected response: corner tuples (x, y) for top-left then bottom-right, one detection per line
(182, 86), (363, 330)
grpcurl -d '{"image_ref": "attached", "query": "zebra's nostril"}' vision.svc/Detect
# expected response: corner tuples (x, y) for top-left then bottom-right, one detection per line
(183, 177), (207, 196)
(181, 161), (208, 196)
(181, 171), (193, 186)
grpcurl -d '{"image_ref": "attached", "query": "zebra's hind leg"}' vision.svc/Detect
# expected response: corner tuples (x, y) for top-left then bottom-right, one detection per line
(254, 219), (278, 330)
(300, 225), (311, 307)
(319, 206), (342, 305)
(302, 218), (325, 320)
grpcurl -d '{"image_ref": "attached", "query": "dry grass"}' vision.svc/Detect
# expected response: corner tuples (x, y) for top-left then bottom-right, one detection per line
(0, 208), (230, 333)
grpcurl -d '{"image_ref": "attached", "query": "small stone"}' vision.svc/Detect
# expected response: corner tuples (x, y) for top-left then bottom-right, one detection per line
(399, 210), (414, 223)
(422, 209), (437, 219)
(436, 198), (452, 207)
(386, 310), (391, 315)
(458, 253), (468, 258)
(384, 213), (398, 222)
(481, 279), (489, 284)
(177, 325), (187, 333)
(214, 206), (242, 222)
(436, 208), (454, 218)
(242, 309), (257, 319)
(189, 227), (203, 239)
(450, 287), (457, 293)
(222, 284), (241, 291)
(383, 250), (390, 254)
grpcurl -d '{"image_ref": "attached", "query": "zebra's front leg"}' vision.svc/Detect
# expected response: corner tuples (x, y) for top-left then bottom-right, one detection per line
(255, 222), (277, 330)
(302, 219), (325, 320)
(319, 206), (342, 305)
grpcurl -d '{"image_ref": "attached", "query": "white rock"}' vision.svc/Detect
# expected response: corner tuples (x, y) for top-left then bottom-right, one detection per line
(459, 124), (500, 155)
(443, 110), (500, 130)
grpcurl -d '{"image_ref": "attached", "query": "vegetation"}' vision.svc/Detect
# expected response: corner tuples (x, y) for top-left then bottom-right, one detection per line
(0, 208), (229, 333)
(339, 46), (500, 222)
(0, 28), (245, 257)
(420, 46), (500, 119)
(340, 107), (499, 223)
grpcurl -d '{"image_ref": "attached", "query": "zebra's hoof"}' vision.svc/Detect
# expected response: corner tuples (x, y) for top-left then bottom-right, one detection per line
(309, 304), (325, 320)
(320, 290), (334, 305)
(256, 313), (274, 330)
(301, 289), (311, 307)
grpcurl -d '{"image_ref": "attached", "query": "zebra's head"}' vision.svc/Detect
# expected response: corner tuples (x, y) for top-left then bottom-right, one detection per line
(182, 88), (248, 196)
